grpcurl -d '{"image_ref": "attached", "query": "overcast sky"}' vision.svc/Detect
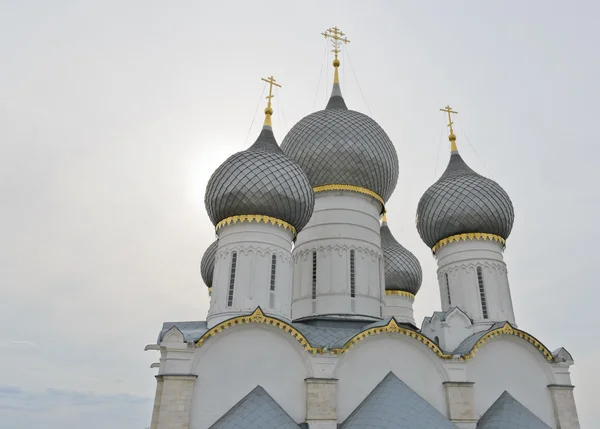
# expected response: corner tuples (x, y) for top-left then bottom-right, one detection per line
(1, 1), (598, 428)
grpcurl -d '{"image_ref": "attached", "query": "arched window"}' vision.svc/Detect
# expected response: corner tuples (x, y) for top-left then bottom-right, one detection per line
(477, 266), (488, 319)
(434, 336), (440, 345)
(312, 251), (317, 300)
(227, 252), (237, 307)
(445, 272), (452, 306)
(270, 254), (277, 292)
(350, 249), (356, 298)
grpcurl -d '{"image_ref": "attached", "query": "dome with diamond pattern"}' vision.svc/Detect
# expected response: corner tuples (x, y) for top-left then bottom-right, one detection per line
(200, 240), (218, 288)
(416, 148), (514, 249)
(205, 125), (314, 232)
(381, 217), (422, 295)
(281, 83), (399, 202)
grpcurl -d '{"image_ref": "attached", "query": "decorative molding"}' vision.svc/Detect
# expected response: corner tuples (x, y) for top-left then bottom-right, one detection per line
(384, 290), (415, 300)
(195, 307), (320, 354)
(440, 260), (507, 277)
(296, 244), (382, 261)
(336, 318), (450, 358)
(216, 245), (292, 265)
(313, 184), (385, 205)
(195, 308), (554, 363)
(215, 214), (296, 237)
(462, 322), (553, 361)
(432, 233), (506, 253)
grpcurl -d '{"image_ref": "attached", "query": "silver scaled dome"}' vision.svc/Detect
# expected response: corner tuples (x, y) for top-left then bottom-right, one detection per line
(416, 148), (515, 249)
(381, 218), (423, 295)
(281, 84), (399, 202)
(200, 240), (218, 288)
(205, 125), (315, 232)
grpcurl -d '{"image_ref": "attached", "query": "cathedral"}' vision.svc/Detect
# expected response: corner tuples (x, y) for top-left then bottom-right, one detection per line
(146, 28), (580, 429)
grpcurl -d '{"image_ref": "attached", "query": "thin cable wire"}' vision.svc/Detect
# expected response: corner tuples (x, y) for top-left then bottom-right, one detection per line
(459, 125), (495, 179)
(433, 116), (446, 180)
(275, 86), (288, 134)
(345, 48), (372, 115)
(243, 83), (267, 145)
(313, 39), (328, 110)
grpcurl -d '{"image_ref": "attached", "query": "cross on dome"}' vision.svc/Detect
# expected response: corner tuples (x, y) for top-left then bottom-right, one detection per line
(260, 75), (282, 127)
(440, 105), (459, 151)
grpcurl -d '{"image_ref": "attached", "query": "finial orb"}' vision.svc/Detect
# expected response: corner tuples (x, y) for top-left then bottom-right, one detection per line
(333, 59), (340, 67)
(449, 133), (456, 141)
(264, 107), (273, 116)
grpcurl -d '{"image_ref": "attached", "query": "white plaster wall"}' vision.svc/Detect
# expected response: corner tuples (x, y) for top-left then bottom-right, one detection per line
(190, 325), (311, 428)
(421, 309), (474, 352)
(292, 191), (384, 320)
(208, 222), (294, 327)
(335, 334), (448, 421)
(467, 336), (556, 427)
(436, 240), (515, 325)
(382, 294), (415, 325)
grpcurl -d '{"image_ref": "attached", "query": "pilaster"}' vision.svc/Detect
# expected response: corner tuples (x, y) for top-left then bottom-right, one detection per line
(548, 384), (580, 429)
(443, 381), (477, 429)
(305, 378), (338, 429)
(155, 374), (197, 429)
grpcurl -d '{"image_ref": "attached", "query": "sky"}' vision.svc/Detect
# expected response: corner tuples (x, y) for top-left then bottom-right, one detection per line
(0, 1), (598, 428)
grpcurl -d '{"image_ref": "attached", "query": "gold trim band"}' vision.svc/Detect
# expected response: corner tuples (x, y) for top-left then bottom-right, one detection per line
(432, 233), (505, 253)
(385, 290), (415, 300)
(195, 308), (552, 362)
(313, 184), (384, 205)
(215, 215), (296, 237)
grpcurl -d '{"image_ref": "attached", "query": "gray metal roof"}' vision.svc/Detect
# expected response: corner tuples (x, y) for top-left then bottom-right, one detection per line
(158, 321), (208, 343)
(157, 315), (425, 350)
(381, 221), (423, 295)
(201, 239), (218, 288)
(341, 372), (456, 429)
(452, 322), (506, 355)
(416, 151), (514, 248)
(205, 126), (315, 232)
(209, 386), (300, 429)
(477, 391), (551, 429)
(281, 87), (399, 202)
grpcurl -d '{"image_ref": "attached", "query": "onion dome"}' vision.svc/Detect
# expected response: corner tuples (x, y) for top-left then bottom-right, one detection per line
(281, 77), (398, 204)
(416, 109), (514, 250)
(204, 79), (314, 233)
(381, 214), (423, 295)
(200, 240), (218, 288)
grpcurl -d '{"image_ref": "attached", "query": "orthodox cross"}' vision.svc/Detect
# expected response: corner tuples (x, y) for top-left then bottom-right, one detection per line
(261, 76), (282, 110)
(321, 26), (350, 61)
(440, 105), (458, 135)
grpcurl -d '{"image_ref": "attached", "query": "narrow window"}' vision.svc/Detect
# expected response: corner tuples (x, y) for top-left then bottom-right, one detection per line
(434, 336), (440, 345)
(350, 250), (356, 298)
(477, 266), (488, 319)
(445, 273), (452, 306)
(312, 251), (317, 300)
(227, 252), (237, 307)
(270, 254), (277, 292)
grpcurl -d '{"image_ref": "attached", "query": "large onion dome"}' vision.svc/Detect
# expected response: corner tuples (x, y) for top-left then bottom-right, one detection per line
(416, 137), (514, 249)
(381, 216), (423, 295)
(200, 240), (218, 288)
(281, 83), (399, 203)
(204, 124), (315, 232)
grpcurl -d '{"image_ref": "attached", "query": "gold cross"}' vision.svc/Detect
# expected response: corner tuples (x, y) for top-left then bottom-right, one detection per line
(261, 76), (282, 110)
(321, 26), (350, 60)
(440, 105), (458, 135)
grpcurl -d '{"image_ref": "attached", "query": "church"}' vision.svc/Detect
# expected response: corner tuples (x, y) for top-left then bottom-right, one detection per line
(145, 27), (580, 429)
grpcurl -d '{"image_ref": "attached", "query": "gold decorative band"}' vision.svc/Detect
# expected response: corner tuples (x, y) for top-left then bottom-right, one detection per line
(208, 287), (212, 296)
(313, 184), (385, 205)
(432, 233), (505, 253)
(385, 290), (415, 299)
(215, 214), (296, 237)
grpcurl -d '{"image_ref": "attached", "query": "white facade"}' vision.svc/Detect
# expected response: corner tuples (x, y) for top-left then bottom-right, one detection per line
(148, 317), (578, 429)
(382, 293), (415, 325)
(207, 221), (294, 328)
(435, 239), (516, 328)
(291, 191), (384, 321)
